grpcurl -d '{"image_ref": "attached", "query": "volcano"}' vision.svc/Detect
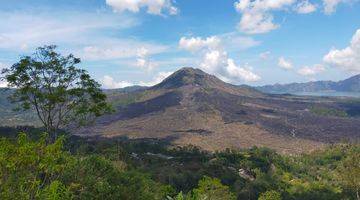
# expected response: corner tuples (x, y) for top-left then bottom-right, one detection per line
(76, 67), (360, 154)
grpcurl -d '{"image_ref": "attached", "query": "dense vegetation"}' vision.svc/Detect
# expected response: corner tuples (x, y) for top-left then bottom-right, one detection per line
(0, 128), (359, 200)
(310, 106), (348, 117)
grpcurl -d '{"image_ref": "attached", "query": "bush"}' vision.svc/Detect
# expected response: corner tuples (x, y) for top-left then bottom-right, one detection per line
(258, 190), (282, 200)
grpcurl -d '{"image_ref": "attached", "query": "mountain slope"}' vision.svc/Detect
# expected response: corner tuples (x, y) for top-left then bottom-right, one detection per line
(257, 74), (360, 93)
(75, 68), (360, 154)
(0, 88), (41, 126)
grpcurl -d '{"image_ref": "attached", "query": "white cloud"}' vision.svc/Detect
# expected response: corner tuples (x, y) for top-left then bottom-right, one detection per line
(323, 29), (360, 72)
(295, 0), (317, 13)
(322, 0), (358, 14)
(101, 75), (134, 89)
(278, 57), (293, 69)
(101, 71), (173, 89)
(139, 71), (173, 86)
(180, 36), (261, 82)
(106, 0), (178, 16)
(297, 64), (325, 76)
(199, 50), (226, 74)
(179, 36), (220, 52)
(226, 59), (261, 81)
(323, 0), (345, 14)
(234, 0), (295, 34)
(259, 51), (271, 60)
(135, 47), (157, 71)
(199, 50), (260, 82)
(237, 11), (279, 34)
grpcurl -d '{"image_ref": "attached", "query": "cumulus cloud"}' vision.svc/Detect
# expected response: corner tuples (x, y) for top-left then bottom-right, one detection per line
(179, 36), (220, 52)
(226, 59), (261, 81)
(135, 47), (157, 71)
(100, 71), (172, 89)
(179, 36), (261, 82)
(323, 29), (360, 72)
(323, 0), (346, 14)
(238, 12), (278, 34)
(101, 75), (134, 89)
(234, 0), (295, 34)
(297, 64), (325, 76)
(295, 0), (317, 13)
(278, 57), (293, 69)
(234, 0), (350, 33)
(139, 71), (173, 86)
(106, 0), (178, 16)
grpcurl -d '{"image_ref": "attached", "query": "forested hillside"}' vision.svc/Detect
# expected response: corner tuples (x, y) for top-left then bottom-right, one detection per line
(0, 128), (359, 200)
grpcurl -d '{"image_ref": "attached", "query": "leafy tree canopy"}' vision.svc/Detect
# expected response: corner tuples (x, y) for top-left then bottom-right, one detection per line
(190, 176), (236, 200)
(1, 45), (111, 140)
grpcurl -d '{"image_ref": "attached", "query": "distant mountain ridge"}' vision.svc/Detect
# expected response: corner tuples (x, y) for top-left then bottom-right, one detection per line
(257, 74), (360, 93)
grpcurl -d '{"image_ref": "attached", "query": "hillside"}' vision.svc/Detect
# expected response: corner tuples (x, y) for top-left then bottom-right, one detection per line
(75, 68), (360, 154)
(257, 74), (360, 93)
(0, 88), (41, 127)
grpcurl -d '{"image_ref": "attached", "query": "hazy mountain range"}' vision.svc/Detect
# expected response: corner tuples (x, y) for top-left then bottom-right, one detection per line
(257, 74), (360, 94)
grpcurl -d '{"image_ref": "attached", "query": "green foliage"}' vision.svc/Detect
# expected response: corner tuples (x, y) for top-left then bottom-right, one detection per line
(310, 106), (348, 117)
(0, 132), (72, 199)
(1, 45), (112, 140)
(337, 145), (360, 199)
(189, 176), (236, 200)
(0, 133), (174, 200)
(73, 140), (359, 200)
(258, 190), (282, 200)
(40, 181), (73, 200)
(0, 130), (359, 200)
(174, 191), (185, 200)
(117, 171), (175, 200)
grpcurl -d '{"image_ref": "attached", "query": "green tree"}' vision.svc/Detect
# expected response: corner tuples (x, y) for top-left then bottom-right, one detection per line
(258, 190), (282, 200)
(0, 133), (73, 199)
(61, 155), (173, 200)
(40, 181), (73, 200)
(167, 191), (185, 200)
(190, 176), (236, 200)
(1, 45), (111, 141)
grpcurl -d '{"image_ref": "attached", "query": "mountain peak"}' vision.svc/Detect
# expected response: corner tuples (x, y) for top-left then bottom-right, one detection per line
(150, 67), (263, 97)
(152, 67), (221, 89)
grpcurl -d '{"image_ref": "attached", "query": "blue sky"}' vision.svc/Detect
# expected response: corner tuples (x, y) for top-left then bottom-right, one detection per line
(0, 0), (359, 88)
